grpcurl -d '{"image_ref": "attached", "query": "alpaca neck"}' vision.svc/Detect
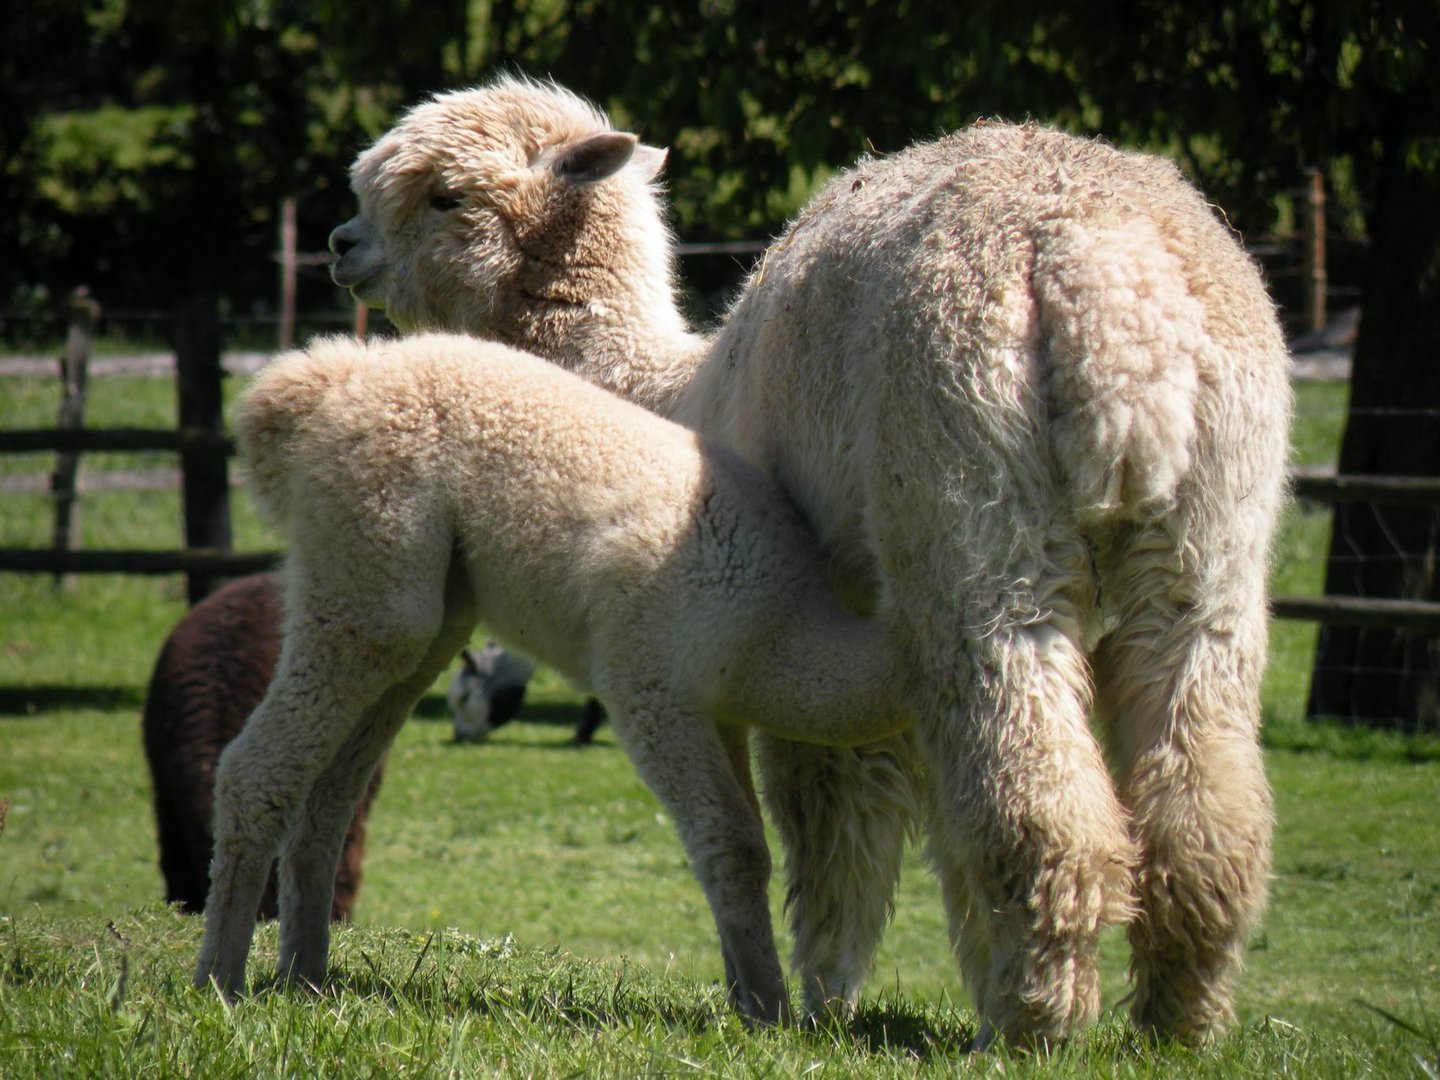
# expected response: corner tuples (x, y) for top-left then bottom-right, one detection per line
(573, 302), (711, 418)
(505, 258), (711, 418)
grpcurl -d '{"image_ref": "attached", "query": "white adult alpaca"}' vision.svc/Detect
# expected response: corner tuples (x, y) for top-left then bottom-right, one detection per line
(193, 334), (911, 1020)
(328, 79), (1292, 1045)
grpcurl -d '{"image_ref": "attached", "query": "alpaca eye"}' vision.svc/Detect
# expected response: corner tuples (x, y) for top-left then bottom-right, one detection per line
(430, 194), (463, 212)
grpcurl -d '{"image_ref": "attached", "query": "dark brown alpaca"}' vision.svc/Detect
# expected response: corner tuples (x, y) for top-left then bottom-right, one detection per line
(142, 573), (383, 921)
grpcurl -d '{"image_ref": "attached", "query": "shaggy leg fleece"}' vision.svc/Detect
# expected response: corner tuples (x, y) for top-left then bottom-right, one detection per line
(275, 570), (479, 986)
(608, 688), (789, 1023)
(920, 621), (1137, 1046)
(1093, 522), (1275, 1044)
(755, 732), (921, 1017)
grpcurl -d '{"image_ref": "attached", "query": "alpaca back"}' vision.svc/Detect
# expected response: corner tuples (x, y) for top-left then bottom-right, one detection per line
(684, 124), (1290, 589)
(240, 336), (708, 567)
(237, 337), (710, 686)
(233, 338), (369, 531)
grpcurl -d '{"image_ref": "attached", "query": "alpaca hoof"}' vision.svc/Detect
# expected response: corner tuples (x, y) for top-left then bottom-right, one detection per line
(194, 966), (243, 1000)
(730, 980), (792, 1028)
(738, 998), (791, 1028)
(967, 1020), (998, 1053)
(800, 989), (859, 1028)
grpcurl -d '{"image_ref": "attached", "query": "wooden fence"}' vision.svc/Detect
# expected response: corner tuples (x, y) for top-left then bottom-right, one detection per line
(2, 288), (1439, 635)
(0, 289), (265, 603)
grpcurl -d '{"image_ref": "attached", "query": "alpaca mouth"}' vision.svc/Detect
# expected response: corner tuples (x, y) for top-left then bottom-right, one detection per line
(331, 264), (388, 308)
(330, 262), (372, 290)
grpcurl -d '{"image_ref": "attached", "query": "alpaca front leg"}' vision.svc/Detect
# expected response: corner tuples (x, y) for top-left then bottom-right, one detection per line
(755, 731), (920, 1019)
(612, 705), (788, 1024)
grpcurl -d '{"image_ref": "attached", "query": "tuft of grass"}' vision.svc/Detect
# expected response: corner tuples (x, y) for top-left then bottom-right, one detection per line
(1354, 999), (1440, 1077)
(1, 907), (1435, 1078)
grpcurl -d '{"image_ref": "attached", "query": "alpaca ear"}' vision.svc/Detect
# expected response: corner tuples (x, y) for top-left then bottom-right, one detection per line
(546, 132), (640, 184)
(460, 648), (481, 674)
(629, 142), (668, 181)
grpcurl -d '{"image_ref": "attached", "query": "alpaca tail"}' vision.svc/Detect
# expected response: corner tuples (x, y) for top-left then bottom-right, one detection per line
(1032, 216), (1204, 524)
(233, 336), (362, 528)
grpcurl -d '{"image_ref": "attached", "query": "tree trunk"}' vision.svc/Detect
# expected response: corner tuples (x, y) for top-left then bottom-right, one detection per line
(1308, 154), (1440, 733)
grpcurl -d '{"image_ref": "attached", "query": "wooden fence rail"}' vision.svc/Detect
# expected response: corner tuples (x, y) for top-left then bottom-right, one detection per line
(1270, 595), (1440, 635)
(0, 548), (279, 577)
(1289, 471), (1440, 507)
(2, 277), (1436, 631)
(0, 428), (233, 454)
(4, 416), (1438, 633)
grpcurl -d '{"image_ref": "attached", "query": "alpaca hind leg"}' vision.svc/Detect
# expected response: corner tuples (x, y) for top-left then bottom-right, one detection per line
(274, 690), (423, 985)
(613, 706), (787, 1024)
(195, 599), (443, 994)
(193, 712), (301, 997)
(192, 662), (378, 994)
(921, 619), (1135, 1046)
(718, 724), (758, 818)
(277, 569), (478, 986)
(755, 731), (920, 1018)
(1093, 531), (1273, 1043)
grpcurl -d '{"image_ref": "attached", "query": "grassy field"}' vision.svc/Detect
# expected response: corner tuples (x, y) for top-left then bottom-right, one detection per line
(2, 364), (1438, 1076)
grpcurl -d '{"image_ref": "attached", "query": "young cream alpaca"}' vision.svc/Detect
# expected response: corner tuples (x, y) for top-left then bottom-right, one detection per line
(193, 334), (910, 1022)
(328, 79), (1291, 1045)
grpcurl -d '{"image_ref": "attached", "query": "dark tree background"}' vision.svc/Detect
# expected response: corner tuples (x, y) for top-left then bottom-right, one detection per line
(4, 0), (1436, 726)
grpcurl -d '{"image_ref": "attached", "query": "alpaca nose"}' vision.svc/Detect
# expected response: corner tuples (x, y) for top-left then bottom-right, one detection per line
(329, 220), (361, 257)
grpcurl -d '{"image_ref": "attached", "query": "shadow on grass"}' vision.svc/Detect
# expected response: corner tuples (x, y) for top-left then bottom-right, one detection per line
(1, 683), (613, 751)
(279, 961), (980, 1061)
(435, 699), (613, 750)
(1262, 707), (1440, 764)
(807, 998), (978, 1060)
(0, 684), (145, 716)
(284, 961), (724, 1038)
(2, 684), (453, 719)
(518, 701), (604, 727)
(412, 695), (600, 729)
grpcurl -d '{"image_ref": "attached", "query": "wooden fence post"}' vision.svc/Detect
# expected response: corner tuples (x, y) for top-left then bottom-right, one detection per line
(174, 292), (232, 604)
(50, 286), (99, 589)
(279, 196), (298, 351)
(1303, 169), (1327, 334)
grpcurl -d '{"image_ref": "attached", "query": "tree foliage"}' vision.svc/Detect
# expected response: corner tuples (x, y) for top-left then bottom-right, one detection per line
(4, 0), (1437, 725)
(579, 1), (1438, 730)
(5, 2), (1430, 307)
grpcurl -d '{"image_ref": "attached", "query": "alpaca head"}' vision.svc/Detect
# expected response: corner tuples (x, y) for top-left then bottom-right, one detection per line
(329, 76), (670, 339)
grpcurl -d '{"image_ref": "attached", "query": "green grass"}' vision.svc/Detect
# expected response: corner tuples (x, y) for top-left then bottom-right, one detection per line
(2, 368), (1439, 1075)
